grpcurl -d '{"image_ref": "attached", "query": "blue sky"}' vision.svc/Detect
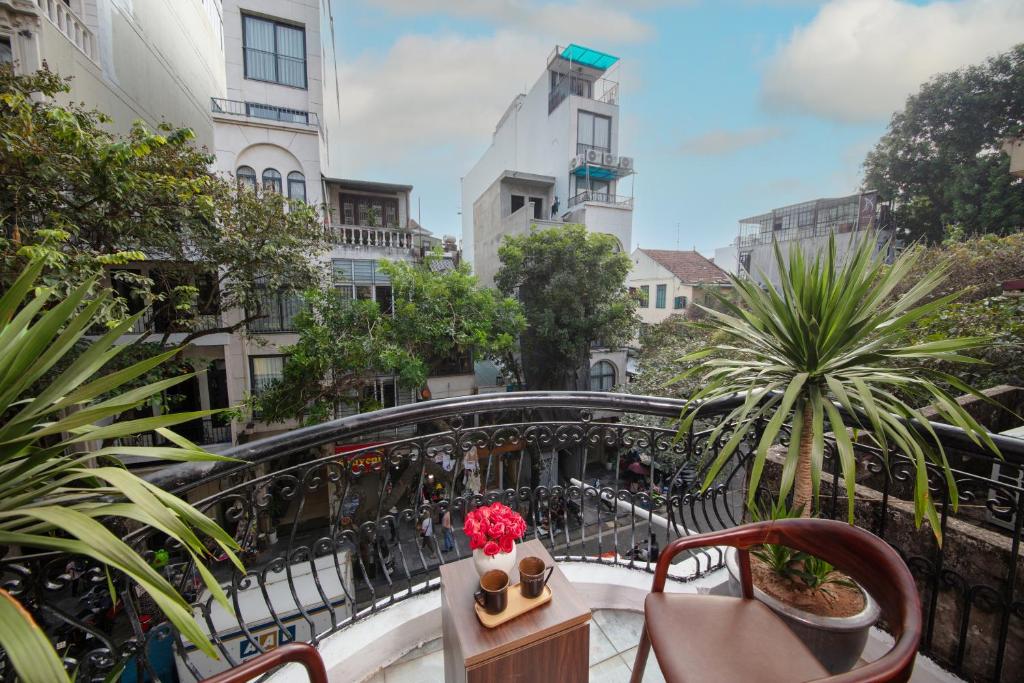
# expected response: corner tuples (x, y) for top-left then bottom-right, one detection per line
(325, 0), (1024, 256)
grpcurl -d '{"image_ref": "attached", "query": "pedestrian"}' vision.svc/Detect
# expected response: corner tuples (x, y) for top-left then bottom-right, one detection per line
(419, 513), (435, 556)
(441, 508), (455, 552)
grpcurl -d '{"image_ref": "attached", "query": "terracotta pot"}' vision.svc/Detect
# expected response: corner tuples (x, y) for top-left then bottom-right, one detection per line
(472, 544), (517, 578)
(724, 547), (880, 674)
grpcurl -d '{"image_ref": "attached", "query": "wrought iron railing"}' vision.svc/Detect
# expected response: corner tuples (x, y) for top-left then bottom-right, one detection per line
(567, 191), (634, 209)
(1, 392), (1022, 682)
(211, 98), (319, 128)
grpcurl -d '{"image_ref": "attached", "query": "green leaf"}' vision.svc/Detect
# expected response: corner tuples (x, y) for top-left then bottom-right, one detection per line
(0, 587), (72, 683)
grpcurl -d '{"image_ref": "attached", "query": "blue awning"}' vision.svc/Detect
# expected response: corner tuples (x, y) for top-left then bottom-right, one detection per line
(572, 165), (622, 180)
(560, 44), (619, 71)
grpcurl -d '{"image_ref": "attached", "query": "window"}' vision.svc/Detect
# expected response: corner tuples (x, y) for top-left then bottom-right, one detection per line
(530, 196), (544, 219)
(577, 110), (611, 153)
(340, 193), (399, 227)
(250, 355), (285, 395)
(510, 194), (525, 215)
(287, 171), (306, 202)
(262, 168), (282, 193)
(639, 285), (650, 308)
(674, 296), (687, 310)
(590, 361), (616, 392)
(249, 278), (302, 333)
(0, 36), (12, 65)
(236, 165), (257, 190)
(333, 259), (392, 307)
(655, 284), (667, 309)
(242, 15), (307, 88)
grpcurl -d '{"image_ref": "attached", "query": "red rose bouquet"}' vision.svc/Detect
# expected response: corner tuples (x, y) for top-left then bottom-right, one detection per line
(463, 502), (526, 556)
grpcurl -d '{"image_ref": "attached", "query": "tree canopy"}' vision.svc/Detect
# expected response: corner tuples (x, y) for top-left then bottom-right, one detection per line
(252, 254), (524, 425)
(495, 225), (639, 390)
(0, 66), (326, 343)
(862, 43), (1024, 243)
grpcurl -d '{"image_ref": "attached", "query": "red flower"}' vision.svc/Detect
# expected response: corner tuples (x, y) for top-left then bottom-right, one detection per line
(470, 532), (486, 549)
(489, 522), (506, 538)
(499, 536), (514, 554)
(483, 540), (500, 557)
(464, 502), (526, 551)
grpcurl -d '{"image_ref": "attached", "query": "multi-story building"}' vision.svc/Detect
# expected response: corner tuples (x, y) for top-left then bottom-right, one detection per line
(7, 0), (475, 448)
(723, 191), (890, 288)
(461, 43), (636, 387)
(628, 249), (732, 326)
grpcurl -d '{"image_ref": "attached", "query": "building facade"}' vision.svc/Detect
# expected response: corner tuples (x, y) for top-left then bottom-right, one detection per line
(461, 44), (636, 388)
(628, 249), (732, 326)
(730, 191), (890, 288)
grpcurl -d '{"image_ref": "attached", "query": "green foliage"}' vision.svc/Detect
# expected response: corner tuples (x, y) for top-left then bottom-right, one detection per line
(628, 315), (713, 401)
(0, 66), (326, 341)
(892, 232), (1024, 305)
(0, 260), (242, 681)
(677, 235), (999, 542)
(251, 254), (524, 425)
(862, 43), (1024, 242)
(495, 225), (639, 390)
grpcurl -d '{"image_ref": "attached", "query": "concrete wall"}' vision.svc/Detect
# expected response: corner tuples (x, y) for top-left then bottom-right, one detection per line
(742, 229), (868, 288)
(3, 0), (225, 148)
(713, 244), (738, 275)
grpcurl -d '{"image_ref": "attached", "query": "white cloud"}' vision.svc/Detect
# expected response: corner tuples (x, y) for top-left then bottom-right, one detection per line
(331, 31), (549, 174)
(679, 126), (786, 155)
(367, 0), (653, 43)
(761, 0), (1024, 122)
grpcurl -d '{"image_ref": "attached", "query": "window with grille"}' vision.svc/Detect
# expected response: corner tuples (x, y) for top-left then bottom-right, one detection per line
(262, 168), (282, 193)
(674, 296), (687, 309)
(590, 361), (616, 392)
(655, 284), (667, 309)
(242, 15), (306, 88)
(287, 171), (306, 202)
(250, 355), (285, 395)
(237, 166), (257, 190)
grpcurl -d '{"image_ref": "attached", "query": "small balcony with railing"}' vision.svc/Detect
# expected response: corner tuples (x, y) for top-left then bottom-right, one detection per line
(211, 97), (320, 130)
(326, 223), (417, 252)
(568, 190), (634, 210)
(35, 0), (98, 63)
(547, 44), (620, 114)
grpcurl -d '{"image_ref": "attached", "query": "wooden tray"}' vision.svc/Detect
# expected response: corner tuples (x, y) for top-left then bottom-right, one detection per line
(474, 584), (552, 628)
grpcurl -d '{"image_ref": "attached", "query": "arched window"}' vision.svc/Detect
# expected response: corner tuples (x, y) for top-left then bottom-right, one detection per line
(590, 360), (616, 392)
(236, 165), (257, 190)
(287, 171), (306, 202)
(262, 168), (282, 193)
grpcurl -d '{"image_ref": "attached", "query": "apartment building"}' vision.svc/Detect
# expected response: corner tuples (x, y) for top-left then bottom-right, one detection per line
(462, 43), (636, 388)
(628, 249), (732, 326)
(717, 191), (892, 288)
(9, 0), (474, 448)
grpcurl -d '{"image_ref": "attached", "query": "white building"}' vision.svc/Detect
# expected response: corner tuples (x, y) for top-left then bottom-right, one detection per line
(461, 44), (636, 388)
(628, 249), (732, 326)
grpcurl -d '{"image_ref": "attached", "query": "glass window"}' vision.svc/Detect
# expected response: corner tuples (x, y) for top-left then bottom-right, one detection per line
(262, 168), (282, 193)
(577, 111), (612, 152)
(639, 285), (650, 308)
(287, 171), (306, 202)
(656, 284), (667, 309)
(0, 36), (12, 65)
(674, 296), (687, 310)
(590, 361), (616, 392)
(242, 15), (306, 88)
(236, 165), (257, 190)
(250, 355), (285, 395)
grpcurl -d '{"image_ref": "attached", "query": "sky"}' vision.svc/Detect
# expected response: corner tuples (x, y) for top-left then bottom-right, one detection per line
(324, 0), (1024, 256)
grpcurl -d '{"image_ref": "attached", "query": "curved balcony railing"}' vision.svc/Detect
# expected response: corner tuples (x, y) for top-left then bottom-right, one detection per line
(326, 224), (415, 251)
(1, 392), (1022, 682)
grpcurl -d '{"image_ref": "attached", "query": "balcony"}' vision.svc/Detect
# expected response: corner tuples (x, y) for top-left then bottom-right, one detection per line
(568, 190), (634, 209)
(4, 392), (1021, 682)
(35, 0), (97, 63)
(211, 98), (319, 129)
(327, 223), (416, 252)
(548, 76), (619, 114)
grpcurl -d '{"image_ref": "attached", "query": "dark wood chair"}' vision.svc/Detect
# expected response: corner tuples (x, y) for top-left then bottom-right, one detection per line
(630, 519), (922, 683)
(201, 642), (328, 683)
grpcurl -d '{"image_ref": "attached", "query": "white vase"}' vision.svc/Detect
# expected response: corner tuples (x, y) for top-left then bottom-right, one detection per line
(472, 543), (517, 578)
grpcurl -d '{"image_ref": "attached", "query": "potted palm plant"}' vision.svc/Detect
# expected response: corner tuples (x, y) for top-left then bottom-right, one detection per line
(0, 260), (243, 682)
(675, 235), (999, 672)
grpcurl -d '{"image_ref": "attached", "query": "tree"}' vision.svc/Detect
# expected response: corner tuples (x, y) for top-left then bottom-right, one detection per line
(495, 225), (639, 390)
(0, 66), (326, 343)
(862, 43), (1024, 243)
(252, 253), (524, 425)
(628, 315), (713, 402)
(679, 235), (997, 539)
(0, 260), (241, 682)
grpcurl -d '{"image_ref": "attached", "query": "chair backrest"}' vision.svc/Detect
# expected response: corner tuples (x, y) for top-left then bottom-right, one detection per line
(654, 519), (922, 683)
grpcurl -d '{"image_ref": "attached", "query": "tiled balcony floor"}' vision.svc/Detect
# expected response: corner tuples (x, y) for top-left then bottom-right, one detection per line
(363, 609), (662, 683)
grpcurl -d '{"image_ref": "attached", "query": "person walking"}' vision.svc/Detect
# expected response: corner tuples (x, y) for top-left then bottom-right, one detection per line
(441, 508), (455, 553)
(419, 512), (435, 556)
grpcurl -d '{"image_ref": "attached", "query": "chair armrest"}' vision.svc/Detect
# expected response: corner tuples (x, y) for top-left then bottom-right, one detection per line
(650, 524), (774, 594)
(200, 642), (328, 683)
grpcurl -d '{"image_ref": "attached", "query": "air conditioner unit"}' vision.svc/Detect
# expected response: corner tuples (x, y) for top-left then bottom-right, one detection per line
(585, 149), (601, 164)
(618, 156), (634, 171)
(602, 152), (617, 166)
(570, 154), (585, 170)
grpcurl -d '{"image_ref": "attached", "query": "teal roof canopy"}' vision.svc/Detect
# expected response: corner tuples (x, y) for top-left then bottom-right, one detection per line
(572, 166), (620, 180)
(560, 44), (619, 70)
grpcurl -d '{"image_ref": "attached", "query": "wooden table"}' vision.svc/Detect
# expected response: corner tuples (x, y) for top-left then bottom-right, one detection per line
(441, 539), (591, 683)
